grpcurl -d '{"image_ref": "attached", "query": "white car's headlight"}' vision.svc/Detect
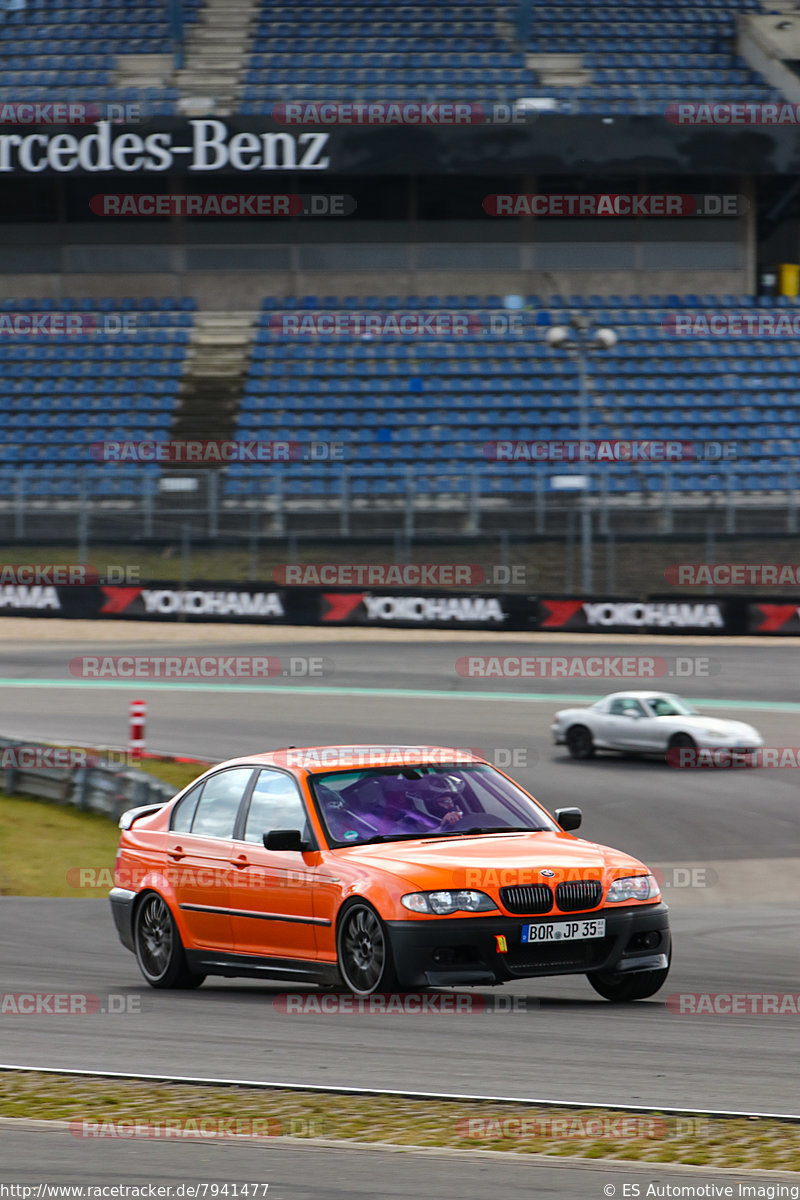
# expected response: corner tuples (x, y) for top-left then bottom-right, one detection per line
(700, 728), (732, 739)
(401, 890), (498, 915)
(606, 875), (660, 903)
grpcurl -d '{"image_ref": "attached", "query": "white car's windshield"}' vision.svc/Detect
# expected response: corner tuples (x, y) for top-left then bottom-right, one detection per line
(309, 764), (559, 847)
(645, 697), (699, 717)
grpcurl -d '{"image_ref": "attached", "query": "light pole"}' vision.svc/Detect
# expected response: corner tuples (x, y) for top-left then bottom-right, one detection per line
(546, 318), (618, 594)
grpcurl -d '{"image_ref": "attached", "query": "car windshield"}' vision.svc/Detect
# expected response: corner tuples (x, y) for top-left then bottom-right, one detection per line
(645, 696), (699, 717)
(308, 764), (559, 847)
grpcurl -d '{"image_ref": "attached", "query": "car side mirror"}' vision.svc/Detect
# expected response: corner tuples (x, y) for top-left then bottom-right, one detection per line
(263, 829), (304, 852)
(554, 807), (582, 832)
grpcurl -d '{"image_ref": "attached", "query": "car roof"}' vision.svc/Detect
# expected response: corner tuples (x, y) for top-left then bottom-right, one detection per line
(602, 691), (682, 702)
(208, 745), (489, 775)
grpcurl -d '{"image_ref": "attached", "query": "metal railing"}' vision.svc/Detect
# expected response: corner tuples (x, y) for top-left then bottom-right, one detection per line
(0, 737), (177, 823)
(6, 465), (800, 543)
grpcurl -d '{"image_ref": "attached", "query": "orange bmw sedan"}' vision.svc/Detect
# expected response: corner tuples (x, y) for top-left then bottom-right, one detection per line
(110, 746), (671, 1001)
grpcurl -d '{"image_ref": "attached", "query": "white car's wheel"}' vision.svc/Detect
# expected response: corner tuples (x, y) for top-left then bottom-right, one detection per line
(566, 725), (595, 760)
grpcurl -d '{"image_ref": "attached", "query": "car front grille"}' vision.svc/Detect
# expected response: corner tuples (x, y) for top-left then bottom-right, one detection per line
(499, 884), (553, 914)
(555, 880), (603, 911)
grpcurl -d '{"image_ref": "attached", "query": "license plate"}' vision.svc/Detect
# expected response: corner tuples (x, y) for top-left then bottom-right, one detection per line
(521, 919), (605, 944)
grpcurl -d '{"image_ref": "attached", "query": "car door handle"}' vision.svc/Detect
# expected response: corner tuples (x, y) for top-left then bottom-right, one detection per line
(168, 846), (185, 860)
(229, 854), (250, 867)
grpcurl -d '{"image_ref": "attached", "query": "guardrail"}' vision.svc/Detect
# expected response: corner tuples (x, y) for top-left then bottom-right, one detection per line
(0, 737), (176, 823)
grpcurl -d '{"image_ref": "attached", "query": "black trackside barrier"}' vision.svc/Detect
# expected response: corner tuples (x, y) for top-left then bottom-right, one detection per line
(1, 582), (782, 634)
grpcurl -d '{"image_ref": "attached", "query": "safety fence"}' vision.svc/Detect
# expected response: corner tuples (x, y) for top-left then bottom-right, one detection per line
(0, 736), (177, 822)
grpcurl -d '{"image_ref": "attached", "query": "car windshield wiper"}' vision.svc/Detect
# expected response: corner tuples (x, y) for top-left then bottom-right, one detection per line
(358, 833), (433, 845)
(352, 827), (543, 845)
(449, 826), (541, 837)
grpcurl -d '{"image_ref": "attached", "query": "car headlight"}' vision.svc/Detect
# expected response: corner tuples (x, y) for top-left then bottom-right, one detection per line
(606, 875), (660, 903)
(401, 890), (498, 915)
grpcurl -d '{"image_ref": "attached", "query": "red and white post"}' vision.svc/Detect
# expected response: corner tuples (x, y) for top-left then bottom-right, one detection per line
(129, 699), (146, 760)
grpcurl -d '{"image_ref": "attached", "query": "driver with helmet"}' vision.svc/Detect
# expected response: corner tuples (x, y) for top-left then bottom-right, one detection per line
(412, 772), (465, 832)
(318, 771), (467, 841)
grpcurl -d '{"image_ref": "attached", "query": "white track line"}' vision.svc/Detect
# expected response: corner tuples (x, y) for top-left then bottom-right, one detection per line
(1, 1064), (798, 1122)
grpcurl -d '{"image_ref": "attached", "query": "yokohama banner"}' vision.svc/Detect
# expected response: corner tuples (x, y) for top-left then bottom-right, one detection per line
(537, 597), (730, 634)
(97, 585), (290, 622)
(318, 590), (538, 630)
(0, 582), (790, 634)
(747, 603), (800, 635)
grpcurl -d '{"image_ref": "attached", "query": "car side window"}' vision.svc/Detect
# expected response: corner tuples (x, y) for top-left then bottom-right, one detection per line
(190, 768), (254, 839)
(243, 769), (309, 845)
(170, 781), (205, 832)
(609, 699), (646, 717)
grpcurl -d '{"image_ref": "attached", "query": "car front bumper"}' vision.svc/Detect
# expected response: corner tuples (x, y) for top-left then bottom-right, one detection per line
(386, 902), (670, 988)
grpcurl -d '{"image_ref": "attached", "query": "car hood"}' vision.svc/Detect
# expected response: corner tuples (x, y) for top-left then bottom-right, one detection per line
(334, 831), (650, 890)
(668, 716), (760, 737)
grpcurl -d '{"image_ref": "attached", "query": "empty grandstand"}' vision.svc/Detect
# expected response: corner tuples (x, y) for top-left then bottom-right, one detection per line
(1, 0), (799, 561)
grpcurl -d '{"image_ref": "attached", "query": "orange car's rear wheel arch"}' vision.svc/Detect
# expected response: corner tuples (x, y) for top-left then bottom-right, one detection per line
(134, 892), (206, 990)
(336, 900), (399, 996)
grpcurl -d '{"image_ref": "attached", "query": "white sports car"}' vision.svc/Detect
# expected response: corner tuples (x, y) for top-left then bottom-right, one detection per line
(551, 691), (764, 760)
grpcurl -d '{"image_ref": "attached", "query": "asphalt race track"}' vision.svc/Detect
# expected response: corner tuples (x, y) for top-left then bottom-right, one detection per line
(2, 629), (800, 1118)
(3, 1124), (798, 1200)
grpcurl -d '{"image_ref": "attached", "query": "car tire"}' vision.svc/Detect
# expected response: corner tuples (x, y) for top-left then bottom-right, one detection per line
(666, 732), (696, 766)
(587, 954), (671, 1002)
(134, 892), (206, 990)
(668, 732), (696, 751)
(336, 901), (399, 997)
(566, 725), (595, 760)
